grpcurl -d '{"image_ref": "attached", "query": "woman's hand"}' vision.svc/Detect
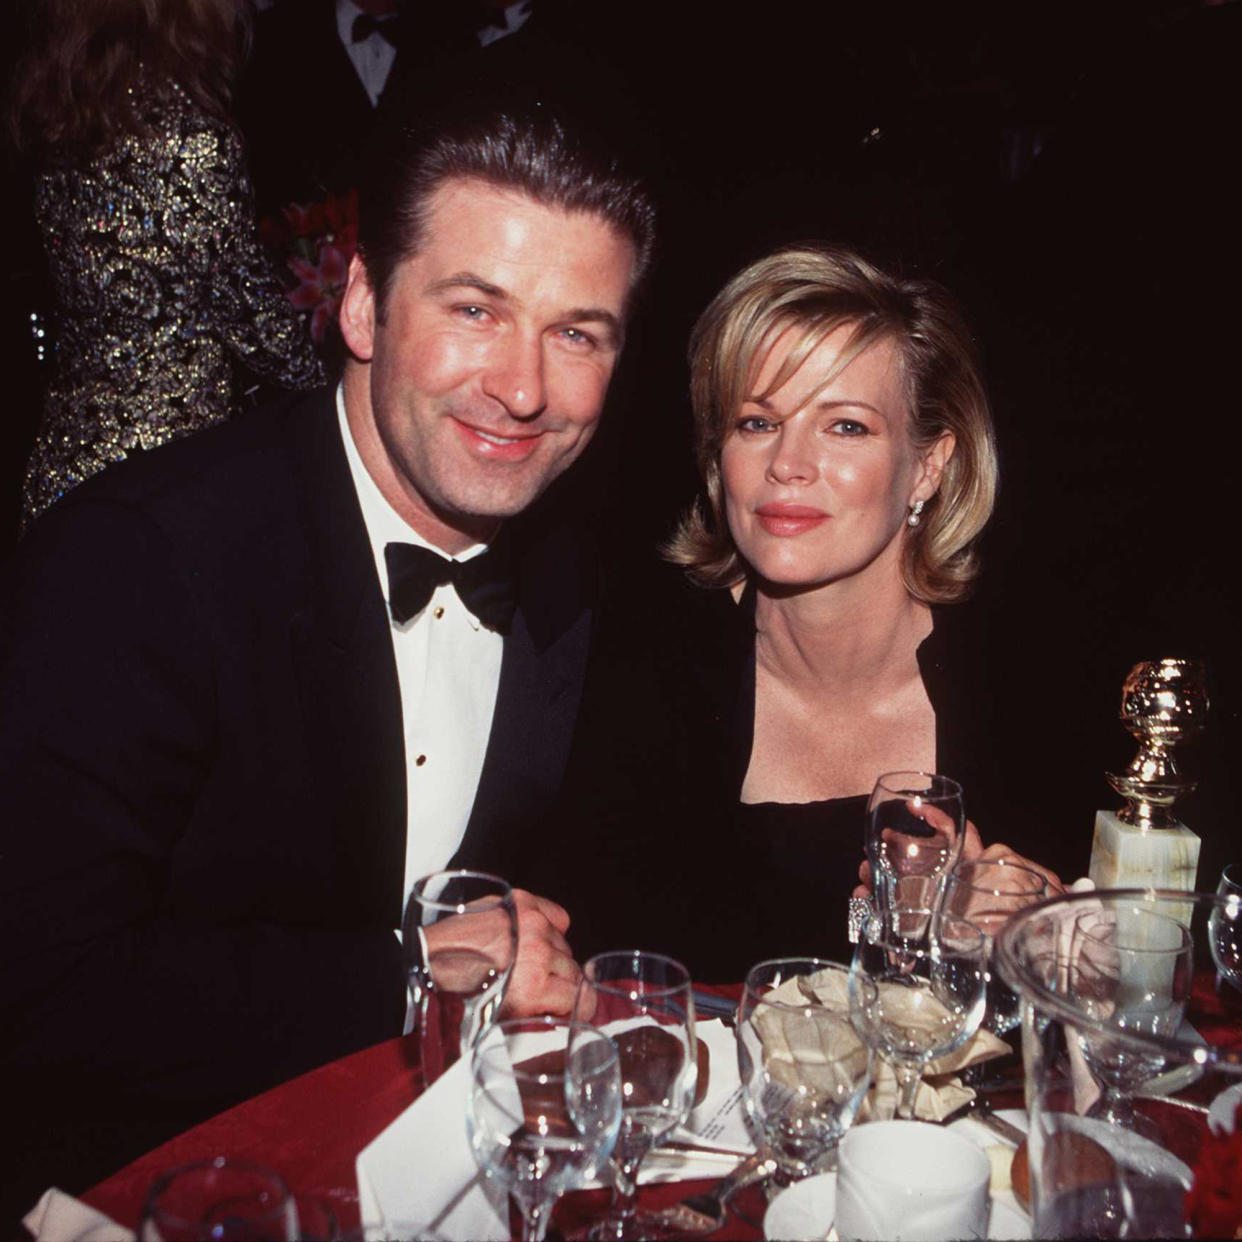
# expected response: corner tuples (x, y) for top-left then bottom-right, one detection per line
(853, 818), (1066, 898)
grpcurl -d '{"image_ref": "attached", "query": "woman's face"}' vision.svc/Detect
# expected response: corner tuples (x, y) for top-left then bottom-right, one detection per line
(720, 324), (945, 592)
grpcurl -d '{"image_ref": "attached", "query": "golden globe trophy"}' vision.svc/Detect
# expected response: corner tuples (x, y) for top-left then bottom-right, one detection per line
(1088, 658), (1207, 892)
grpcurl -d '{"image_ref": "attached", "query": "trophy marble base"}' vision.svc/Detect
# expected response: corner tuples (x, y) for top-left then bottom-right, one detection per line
(1088, 810), (1201, 892)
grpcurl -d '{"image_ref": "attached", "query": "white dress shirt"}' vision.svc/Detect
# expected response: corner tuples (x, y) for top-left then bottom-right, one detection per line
(336, 0), (399, 106)
(336, 387), (504, 917)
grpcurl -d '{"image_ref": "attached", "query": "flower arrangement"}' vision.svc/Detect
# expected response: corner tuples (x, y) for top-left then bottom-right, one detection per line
(1185, 1100), (1242, 1239)
(260, 189), (358, 349)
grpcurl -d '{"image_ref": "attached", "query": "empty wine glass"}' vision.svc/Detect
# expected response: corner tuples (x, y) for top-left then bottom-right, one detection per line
(737, 959), (873, 1189)
(572, 951), (697, 1240)
(141, 1158), (295, 1241)
(1069, 903), (1193, 1131)
(942, 858), (1048, 1035)
(402, 869), (518, 1084)
(866, 772), (965, 915)
(848, 907), (987, 1119)
(1209, 863), (1242, 993)
(467, 1016), (622, 1242)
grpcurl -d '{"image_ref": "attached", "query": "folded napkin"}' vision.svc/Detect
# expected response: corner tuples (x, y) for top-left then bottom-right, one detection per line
(23, 1188), (134, 1242)
(761, 966), (1010, 1122)
(355, 1019), (750, 1239)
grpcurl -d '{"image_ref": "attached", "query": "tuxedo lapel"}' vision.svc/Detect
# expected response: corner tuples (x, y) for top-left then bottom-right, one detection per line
(285, 392), (407, 926)
(452, 518), (597, 871)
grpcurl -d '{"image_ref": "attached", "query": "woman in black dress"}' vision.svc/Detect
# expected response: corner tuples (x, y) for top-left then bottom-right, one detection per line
(510, 242), (1066, 981)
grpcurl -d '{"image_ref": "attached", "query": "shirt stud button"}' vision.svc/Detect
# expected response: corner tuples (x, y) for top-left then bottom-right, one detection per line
(415, 754), (427, 766)
(433, 606), (445, 619)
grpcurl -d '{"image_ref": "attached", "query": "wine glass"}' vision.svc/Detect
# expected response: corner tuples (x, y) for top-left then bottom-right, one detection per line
(467, 1016), (622, 1242)
(941, 858), (1049, 1035)
(572, 951), (698, 1240)
(402, 869), (518, 1084)
(1069, 903), (1193, 1131)
(865, 772), (965, 915)
(737, 959), (873, 1189)
(141, 1158), (295, 1241)
(1209, 863), (1242, 993)
(848, 907), (987, 1119)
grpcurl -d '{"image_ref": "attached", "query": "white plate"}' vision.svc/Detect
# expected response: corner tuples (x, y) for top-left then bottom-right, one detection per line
(763, 1111), (1031, 1241)
(1209, 1081), (1242, 1135)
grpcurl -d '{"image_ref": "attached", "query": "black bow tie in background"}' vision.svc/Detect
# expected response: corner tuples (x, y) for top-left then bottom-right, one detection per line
(351, 12), (401, 45)
(384, 542), (518, 633)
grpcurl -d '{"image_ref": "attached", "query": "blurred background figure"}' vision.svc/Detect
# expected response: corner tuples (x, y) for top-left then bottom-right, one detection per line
(9, 0), (323, 529)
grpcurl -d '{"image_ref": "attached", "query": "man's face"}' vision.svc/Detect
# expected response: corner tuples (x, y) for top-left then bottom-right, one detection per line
(340, 178), (636, 552)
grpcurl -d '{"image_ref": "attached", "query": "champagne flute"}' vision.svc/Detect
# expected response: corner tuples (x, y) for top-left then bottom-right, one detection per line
(942, 858), (1048, 1035)
(467, 1017), (622, 1242)
(402, 869), (518, 1084)
(865, 772), (965, 915)
(1209, 863), (1242, 993)
(737, 959), (873, 1189)
(572, 951), (697, 1240)
(848, 907), (987, 1119)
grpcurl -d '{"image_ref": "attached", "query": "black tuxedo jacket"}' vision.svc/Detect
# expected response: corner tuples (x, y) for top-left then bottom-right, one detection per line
(0, 387), (595, 1148)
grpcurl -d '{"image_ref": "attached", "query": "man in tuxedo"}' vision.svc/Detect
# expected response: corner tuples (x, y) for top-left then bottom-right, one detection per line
(240, 0), (536, 219)
(0, 100), (653, 1210)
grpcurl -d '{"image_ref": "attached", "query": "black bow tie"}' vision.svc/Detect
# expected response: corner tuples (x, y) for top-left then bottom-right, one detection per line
(351, 12), (400, 45)
(384, 542), (517, 633)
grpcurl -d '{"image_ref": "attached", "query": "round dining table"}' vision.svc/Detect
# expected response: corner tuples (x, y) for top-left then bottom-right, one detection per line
(79, 972), (1242, 1240)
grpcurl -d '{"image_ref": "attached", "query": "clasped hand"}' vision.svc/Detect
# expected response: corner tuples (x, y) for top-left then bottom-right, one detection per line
(422, 888), (586, 1017)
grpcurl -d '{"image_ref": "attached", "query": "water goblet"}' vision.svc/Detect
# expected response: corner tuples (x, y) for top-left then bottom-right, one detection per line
(866, 772), (965, 915)
(467, 1016), (622, 1242)
(402, 869), (518, 1084)
(848, 907), (987, 1119)
(140, 1158), (295, 1241)
(1069, 903), (1193, 1131)
(572, 951), (698, 1240)
(1209, 862), (1242, 993)
(942, 858), (1048, 1035)
(736, 959), (873, 1191)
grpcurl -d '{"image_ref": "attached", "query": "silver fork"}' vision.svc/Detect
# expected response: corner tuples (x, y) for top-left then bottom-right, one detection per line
(639, 1151), (776, 1234)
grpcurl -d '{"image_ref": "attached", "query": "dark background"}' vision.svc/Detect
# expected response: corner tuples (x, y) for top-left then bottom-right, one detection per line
(3, 0), (1237, 877)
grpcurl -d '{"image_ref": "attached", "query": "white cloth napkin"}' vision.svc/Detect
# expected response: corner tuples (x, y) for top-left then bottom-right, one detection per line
(354, 1021), (750, 1239)
(763, 966), (1011, 1122)
(23, 1188), (134, 1242)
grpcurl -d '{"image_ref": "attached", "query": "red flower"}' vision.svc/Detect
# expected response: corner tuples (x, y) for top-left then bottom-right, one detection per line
(287, 243), (349, 345)
(1186, 1101), (1242, 1239)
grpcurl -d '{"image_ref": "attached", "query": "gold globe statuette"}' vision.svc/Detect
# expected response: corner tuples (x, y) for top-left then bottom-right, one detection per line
(1089, 658), (1208, 892)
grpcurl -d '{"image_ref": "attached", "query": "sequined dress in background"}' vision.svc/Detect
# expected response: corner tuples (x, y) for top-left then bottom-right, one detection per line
(21, 79), (324, 526)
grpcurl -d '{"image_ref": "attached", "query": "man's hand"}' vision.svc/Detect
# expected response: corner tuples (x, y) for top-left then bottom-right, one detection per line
(502, 890), (584, 1017)
(421, 888), (583, 1017)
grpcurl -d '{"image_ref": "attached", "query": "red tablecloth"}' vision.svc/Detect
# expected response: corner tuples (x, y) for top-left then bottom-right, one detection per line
(79, 975), (1242, 1240)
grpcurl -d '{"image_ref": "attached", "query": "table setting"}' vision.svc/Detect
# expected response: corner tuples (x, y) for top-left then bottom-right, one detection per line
(24, 669), (1242, 1241)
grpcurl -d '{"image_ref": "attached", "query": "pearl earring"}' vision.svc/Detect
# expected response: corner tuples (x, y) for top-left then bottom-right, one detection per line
(907, 499), (924, 527)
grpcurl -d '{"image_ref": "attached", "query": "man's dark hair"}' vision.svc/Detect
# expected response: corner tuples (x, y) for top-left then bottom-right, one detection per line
(358, 98), (656, 322)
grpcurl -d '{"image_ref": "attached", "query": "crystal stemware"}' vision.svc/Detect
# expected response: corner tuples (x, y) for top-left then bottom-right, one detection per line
(572, 951), (697, 1240)
(467, 1016), (622, 1242)
(1069, 903), (1193, 1131)
(942, 858), (1048, 1035)
(1209, 863), (1242, 993)
(140, 1158), (295, 1241)
(866, 772), (965, 915)
(737, 958), (873, 1190)
(848, 907), (987, 1119)
(402, 869), (518, 1084)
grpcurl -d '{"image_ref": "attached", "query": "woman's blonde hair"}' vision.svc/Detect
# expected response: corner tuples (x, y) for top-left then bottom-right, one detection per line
(666, 242), (998, 604)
